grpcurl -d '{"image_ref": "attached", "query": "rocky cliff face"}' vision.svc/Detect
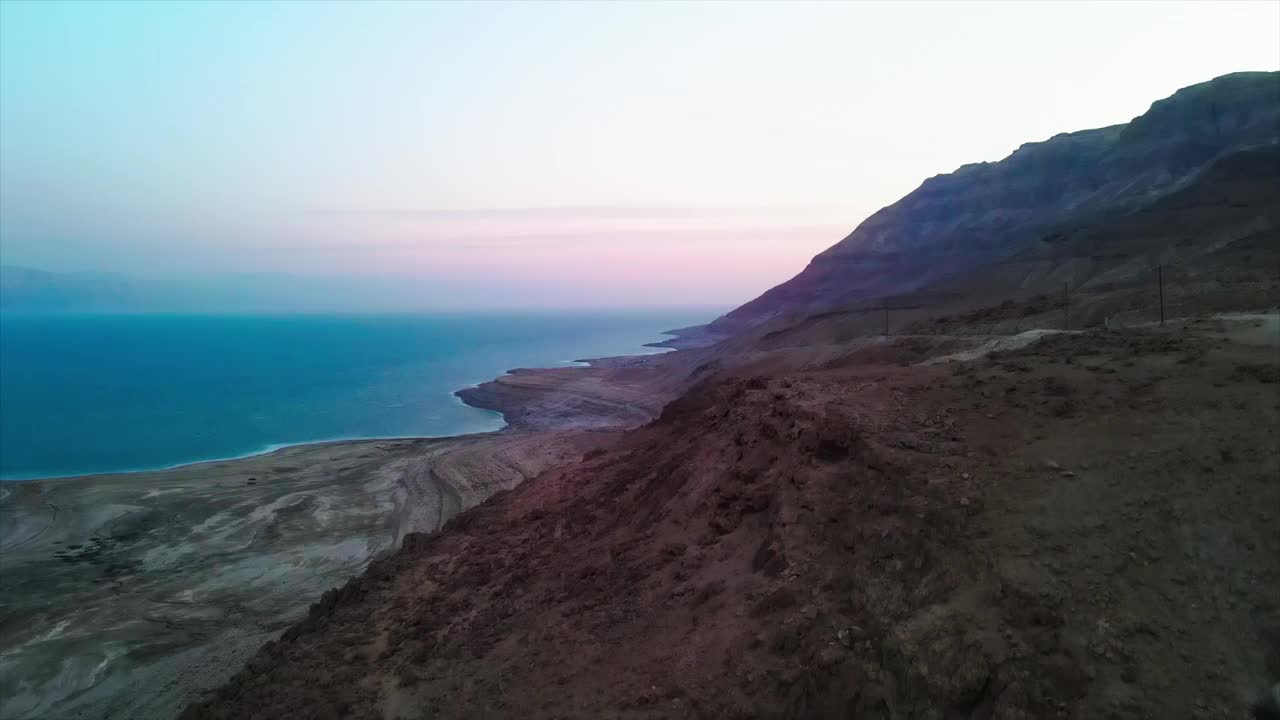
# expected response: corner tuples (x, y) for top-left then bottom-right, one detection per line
(712, 71), (1280, 332)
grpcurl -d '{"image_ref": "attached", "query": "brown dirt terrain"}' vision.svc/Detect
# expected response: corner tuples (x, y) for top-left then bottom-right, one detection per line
(183, 316), (1279, 719)
(455, 352), (711, 431)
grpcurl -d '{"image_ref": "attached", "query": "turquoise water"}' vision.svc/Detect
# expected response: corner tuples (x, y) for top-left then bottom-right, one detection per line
(0, 310), (713, 480)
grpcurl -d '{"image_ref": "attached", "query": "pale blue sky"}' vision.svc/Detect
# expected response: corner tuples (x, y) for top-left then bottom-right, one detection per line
(2, 0), (1277, 307)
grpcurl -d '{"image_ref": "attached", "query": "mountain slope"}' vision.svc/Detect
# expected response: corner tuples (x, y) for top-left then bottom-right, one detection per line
(711, 71), (1280, 333)
(0, 266), (149, 312)
(184, 322), (1280, 720)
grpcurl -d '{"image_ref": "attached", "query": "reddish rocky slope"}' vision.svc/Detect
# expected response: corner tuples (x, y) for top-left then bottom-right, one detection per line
(185, 320), (1279, 719)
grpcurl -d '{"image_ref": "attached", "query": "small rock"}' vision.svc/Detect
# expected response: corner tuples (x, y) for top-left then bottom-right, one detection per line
(817, 645), (844, 668)
(847, 625), (866, 640)
(1060, 471), (1076, 478)
(1045, 460), (1062, 470)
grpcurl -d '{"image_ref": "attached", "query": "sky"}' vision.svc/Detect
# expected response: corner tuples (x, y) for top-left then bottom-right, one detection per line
(1, 0), (1278, 310)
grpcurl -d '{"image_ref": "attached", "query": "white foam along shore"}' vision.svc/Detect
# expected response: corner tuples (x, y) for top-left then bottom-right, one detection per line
(0, 429), (497, 484)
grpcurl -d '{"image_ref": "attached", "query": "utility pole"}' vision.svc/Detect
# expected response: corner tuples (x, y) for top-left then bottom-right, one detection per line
(1063, 283), (1070, 331)
(1158, 264), (1165, 327)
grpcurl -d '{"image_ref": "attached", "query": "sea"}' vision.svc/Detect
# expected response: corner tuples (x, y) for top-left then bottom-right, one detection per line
(0, 310), (715, 480)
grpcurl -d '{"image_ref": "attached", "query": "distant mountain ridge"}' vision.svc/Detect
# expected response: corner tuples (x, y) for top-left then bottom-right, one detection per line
(0, 266), (553, 313)
(0, 266), (150, 312)
(709, 71), (1280, 333)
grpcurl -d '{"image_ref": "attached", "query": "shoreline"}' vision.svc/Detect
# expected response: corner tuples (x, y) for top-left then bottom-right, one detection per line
(0, 357), (638, 483)
(0, 319), (696, 483)
(182, 315), (1280, 720)
(0, 354), (667, 483)
(0, 428), (503, 484)
(0, 380), (515, 483)
(0, 344), (691, 720)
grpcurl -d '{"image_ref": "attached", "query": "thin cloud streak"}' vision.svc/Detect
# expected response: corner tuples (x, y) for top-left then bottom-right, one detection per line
(2, 1), (1277, 308)
(307, 204), (846, 220)
(240, 224), (851, 252)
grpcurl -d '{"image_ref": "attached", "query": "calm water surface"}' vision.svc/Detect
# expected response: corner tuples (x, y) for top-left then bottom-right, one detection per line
(0, 310), (714, 479)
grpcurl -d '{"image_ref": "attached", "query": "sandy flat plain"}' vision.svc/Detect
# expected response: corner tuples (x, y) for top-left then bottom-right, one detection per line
(0, 426), (600, 720)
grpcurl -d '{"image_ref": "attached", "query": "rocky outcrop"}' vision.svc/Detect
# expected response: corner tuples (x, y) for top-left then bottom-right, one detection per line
(709, 71), (1280, 333)
(454, 352), (712, 431)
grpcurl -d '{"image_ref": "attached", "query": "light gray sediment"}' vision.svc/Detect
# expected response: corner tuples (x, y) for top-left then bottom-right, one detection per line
(0, 439), (438, 720)
(0, 353), (666, 719)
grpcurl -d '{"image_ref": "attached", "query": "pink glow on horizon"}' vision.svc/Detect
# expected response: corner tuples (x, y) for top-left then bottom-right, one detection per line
(244, 218), (845, 306)
(4, 1), (1277, 308)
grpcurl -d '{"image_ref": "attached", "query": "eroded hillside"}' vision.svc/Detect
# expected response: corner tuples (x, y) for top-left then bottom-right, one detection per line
(712, 72), (1279, 333)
